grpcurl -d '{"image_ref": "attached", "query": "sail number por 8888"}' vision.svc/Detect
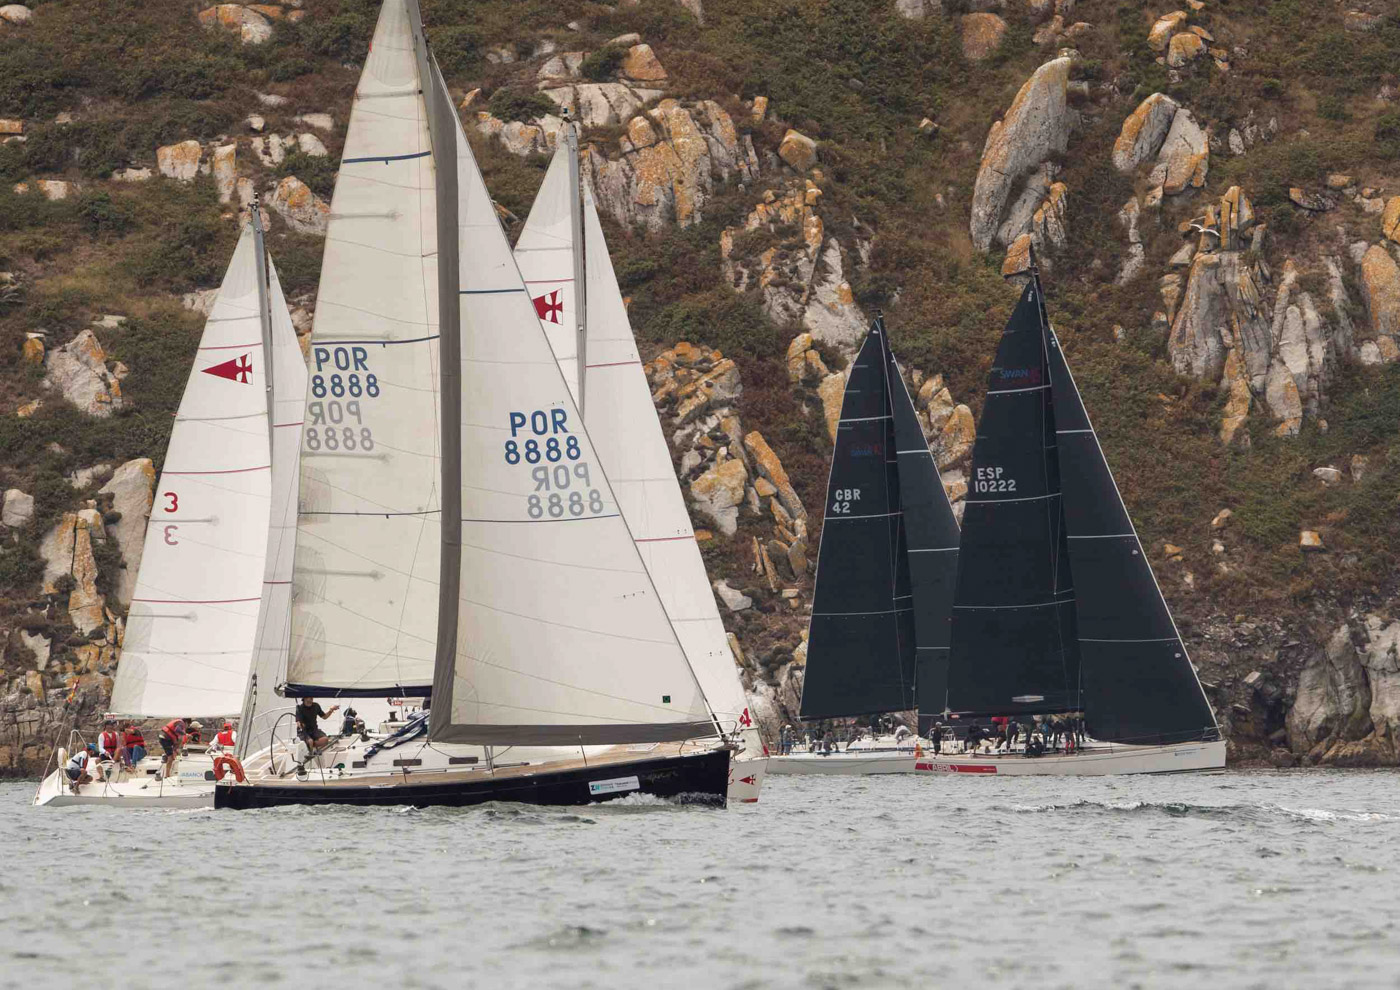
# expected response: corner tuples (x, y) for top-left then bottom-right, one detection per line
(504, 410), (605, 519)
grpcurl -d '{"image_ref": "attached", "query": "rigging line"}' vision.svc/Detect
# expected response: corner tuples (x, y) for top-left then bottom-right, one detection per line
(460, 513), (622, 524)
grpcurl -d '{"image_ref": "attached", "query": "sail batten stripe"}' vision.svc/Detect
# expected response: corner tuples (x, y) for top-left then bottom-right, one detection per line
(164, 465), (271, 475)
(459, 287), (527, 295)
(824, 510), (903, 520)
(813, 607), (915, 616)
(986, 383), (1050, 395)
(840, 415), (892, 423)
(963, 493), (1060, 504)
(342, 149), (432, 163)
(316, 334), (440, 346)
(131, 597), (262, 605)
(954, 600), (1074, 610)
(1080, 637), (1179, 643)
(1067, 533), (1136, 539)
(909, 547), (959, 552)
(461, 514), (622, 524)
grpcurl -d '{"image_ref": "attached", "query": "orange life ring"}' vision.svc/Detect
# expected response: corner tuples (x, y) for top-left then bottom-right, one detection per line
(213, 755), (246, 783)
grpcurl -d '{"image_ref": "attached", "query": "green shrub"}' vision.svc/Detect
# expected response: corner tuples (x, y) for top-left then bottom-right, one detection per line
(430, 25), (483, 78)
(77, 192), (136, 237)
(277, 151), (338, 199)
(487, 87), (557, 123)
(269, 57), (316, 82)
(581, 45), (628, 82)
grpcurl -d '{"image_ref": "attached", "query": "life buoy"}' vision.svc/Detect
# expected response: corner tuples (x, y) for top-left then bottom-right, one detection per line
(212, 755), (246, 783)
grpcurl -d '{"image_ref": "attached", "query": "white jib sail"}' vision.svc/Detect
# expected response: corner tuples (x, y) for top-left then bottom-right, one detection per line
(440, 116), (713, 745)
(285, 0), (441, 696)
(111, 228), (272, 717)
(511, 143), (580, 404)
(514, 155), (762, 754)
(241, 254), (307, 748)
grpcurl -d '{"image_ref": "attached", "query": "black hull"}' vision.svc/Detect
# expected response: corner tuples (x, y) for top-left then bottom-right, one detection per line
(215, 749), (730, 810)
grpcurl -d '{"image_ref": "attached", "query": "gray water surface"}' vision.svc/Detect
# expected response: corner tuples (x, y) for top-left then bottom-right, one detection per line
(3, 771), (1398, 989)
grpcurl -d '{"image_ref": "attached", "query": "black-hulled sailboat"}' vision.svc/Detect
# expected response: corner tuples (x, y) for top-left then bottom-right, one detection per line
(767, 316), (963, 775)
(923, 258), (1224, 775)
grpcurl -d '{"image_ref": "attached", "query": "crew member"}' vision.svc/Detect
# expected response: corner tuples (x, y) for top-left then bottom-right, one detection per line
(65, 745), (97, 794)
(295, 697), (340, 755)
(210, 721), (236, 752)
(159, 718), (187, 777)
(97, 720), (122, 768)
(123, 722), (147, 767)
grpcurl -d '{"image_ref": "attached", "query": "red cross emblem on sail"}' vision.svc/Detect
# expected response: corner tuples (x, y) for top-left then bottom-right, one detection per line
(202, 354), (253, 384)
(532, 289), (564, 324)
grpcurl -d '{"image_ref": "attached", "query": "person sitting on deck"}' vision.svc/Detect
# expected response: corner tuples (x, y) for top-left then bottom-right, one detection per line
(159, 718), (187, 777)
(65, 745), (98, 793)
(965, 723), (983, 754)
(122, 722), (146, 768)
(295, 697), (340, 756)
(209, 721), (236, 753)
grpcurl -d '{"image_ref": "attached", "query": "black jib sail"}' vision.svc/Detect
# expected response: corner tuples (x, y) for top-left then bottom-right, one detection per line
(801, 318), (961, 721)
(887, 350), (961, 720)
(1043, 311), (1219, 744)
(946, 284), (1081, 718)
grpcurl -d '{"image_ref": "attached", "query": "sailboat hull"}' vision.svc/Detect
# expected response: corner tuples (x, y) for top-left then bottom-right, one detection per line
(768, 739), (1225, 776)
(728, 756), (767, 803)
(214, 748), (731, 810)
(33, 758), (216, 809)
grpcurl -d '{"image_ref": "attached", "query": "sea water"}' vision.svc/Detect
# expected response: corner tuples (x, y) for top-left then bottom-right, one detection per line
(2, 771), (1398, 989)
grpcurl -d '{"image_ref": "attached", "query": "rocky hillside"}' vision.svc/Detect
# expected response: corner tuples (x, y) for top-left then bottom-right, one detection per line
(3, 0), (1400, 774)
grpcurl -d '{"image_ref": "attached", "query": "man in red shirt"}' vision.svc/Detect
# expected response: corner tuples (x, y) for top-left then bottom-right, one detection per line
(159, 718), (187, 778)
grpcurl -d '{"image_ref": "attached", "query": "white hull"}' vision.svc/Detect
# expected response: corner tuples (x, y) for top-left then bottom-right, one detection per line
(33, 761), (215, 808)
(728, 755), (767, 803)
(767, 740), (1225, 777)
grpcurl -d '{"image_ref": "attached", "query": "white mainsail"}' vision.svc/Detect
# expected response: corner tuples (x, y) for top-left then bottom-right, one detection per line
(239, 250), (307, 751)
(432, 89), (714, 745)
(285, 0), (441, 696)
(513, 146), (763, 754)
(111, 228), (272, 717)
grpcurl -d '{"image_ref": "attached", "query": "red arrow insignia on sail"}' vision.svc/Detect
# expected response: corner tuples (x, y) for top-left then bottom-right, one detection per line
(532, 289), (563, 324)
(738, 775), (757, 786)
(202, 354), (253, 384)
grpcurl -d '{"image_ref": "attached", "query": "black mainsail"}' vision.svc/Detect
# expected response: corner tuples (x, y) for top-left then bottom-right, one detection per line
(947, 267), (1219, 744)
(946, 284), (1080, 718)
(801, 318), (961, 721)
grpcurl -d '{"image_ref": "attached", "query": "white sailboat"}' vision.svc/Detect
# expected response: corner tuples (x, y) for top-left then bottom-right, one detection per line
(216, 0), (730, 809)
(34, 209), (306, 807)
(514, 128), (767, 802)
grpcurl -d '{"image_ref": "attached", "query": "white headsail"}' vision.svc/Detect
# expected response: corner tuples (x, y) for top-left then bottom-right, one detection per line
(111, 228), (272, 717)
(239, 247), (307, 752)
(285, 0), (441, 697)
(430, 85), (714, 746)
(514, 145), (764, 754)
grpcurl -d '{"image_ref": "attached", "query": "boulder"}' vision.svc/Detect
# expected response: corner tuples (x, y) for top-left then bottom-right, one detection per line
(1300, 530), (1324, 551)
(1350, 454), (1369, 483)
(197, 4), (273, 45)
(1166, 31), (1204, 67)
(895, 0), (937, 16)
(961, 13), (1007, 61)
(1287, 625), (1372, 754)
(1151, 108), (1208, 196)
(270, 176), (330, 235)
(786, 332), (814, 381)
(476, 112), (564, 156)
(1147, 10), (1187, 51)
(1359, 244), (1400, 345)
(20, 630), (50, 668)
(818, 372), (845, 442)
(0, 119), (22, 135)
(803, 239), (866, 349)
(1312, 466), (1343, 485)
(2, 488), (34, 527)
(36, 179), (75, 201)
(714, 579), (752, 612)
(743, 431), (806, 521)
(0, 5), (33, 24)
(1218, 349), (1252, 447)
(1111, 93), (1178, 172)
(113, 167), (152, 182)
(690, 457), (748, 535)
(1168, 251), (1270, 388)
(541, 82), (649, 128)
(295, 112), (334, 131)
(98, 458), (155, 606)
(296, 132), (328, 157)
(212, 143), (236, 204)
(620, 43), (667, 82)
(1361, 616), (1400, 753)
(43, 329), (123, 417)
(1115, 196), (1145, 285)
(751, 96), (769, 122)
(1382, 197), (1400, 245)
(778, 129), (818, 172)
(970, 57), (1073, 252)
(252, 133), (290, 166)
(156, 140), (203, 181)
(68, 515), (105, 635)
(1287, 187), (1335, 212)
(937, 404), (975, 468)
(1264, 359), (1302, 436)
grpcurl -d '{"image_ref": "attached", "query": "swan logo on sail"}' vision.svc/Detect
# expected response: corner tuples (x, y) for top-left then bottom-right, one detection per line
(202, 354), (253, 384)
(996, 366), (1042, 386)
(532, 289), (564, 324)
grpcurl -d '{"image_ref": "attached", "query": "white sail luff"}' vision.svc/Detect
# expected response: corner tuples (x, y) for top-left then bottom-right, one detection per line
(440, 111), (711, 743)
(241, 255), (307, 750)
(286, 0), (441, 695)
(111, 228), (272, 717)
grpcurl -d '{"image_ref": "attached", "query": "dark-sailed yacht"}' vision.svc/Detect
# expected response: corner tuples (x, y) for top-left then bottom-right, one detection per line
(926, 258), (1224, 775)
(767, 315), (963, 775)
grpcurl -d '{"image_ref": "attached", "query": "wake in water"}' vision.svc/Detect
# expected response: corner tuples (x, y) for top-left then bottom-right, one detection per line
(993, 799), (1400, 823)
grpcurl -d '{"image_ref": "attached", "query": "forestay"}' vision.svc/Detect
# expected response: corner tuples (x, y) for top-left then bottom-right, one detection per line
(285, 0), (441, 697)
(1045, 319), (1218, 744)
(802, 320), (917, 719)
(947, 285), (1081, 718)
(112, 228), (272, 717)
(239, 247), (307, 754)
(430, 84), (713, 746)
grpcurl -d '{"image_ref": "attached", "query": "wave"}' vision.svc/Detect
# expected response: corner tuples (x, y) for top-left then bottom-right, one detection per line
(994, 800), (1400, 822)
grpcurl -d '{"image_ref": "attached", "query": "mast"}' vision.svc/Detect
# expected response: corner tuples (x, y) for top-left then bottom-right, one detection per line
(250, 199), (275, 444)
(405, 1), (463, 710)
(565, 111), (587, 417)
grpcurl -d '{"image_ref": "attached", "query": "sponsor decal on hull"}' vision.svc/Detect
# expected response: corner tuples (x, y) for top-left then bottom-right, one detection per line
(915, 761), (997, 774)
(588, 775), (641, 796)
